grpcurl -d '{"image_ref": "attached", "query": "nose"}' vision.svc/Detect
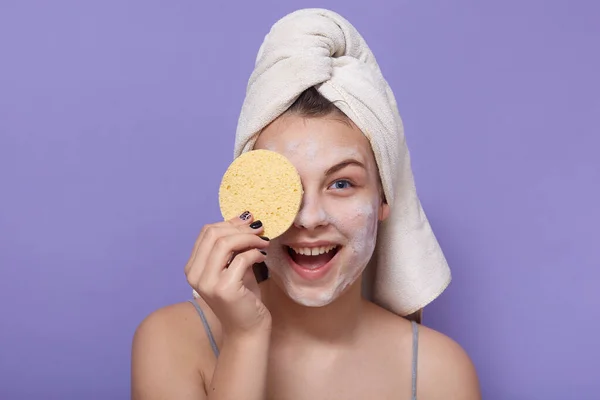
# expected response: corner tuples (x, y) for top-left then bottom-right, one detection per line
(293, 191), (328, 230)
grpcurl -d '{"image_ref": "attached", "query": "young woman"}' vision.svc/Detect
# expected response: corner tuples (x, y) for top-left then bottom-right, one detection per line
(132, 9), (481, 400)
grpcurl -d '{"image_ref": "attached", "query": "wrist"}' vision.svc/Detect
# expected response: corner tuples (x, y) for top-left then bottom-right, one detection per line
(223, 324), (271, 347)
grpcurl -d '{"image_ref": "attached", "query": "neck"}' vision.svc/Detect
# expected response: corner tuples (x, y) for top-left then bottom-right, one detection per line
(262, 276), (366, 345)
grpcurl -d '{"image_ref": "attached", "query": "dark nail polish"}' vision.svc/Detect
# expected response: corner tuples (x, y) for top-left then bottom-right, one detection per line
(250, 220), (262, 229)
(259, 236), (270, 241)
(239, 211), (251, 221)
(260, 250), (267, 256)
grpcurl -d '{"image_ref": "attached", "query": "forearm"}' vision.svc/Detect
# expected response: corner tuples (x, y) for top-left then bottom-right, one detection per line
(207, 331), (270, 400)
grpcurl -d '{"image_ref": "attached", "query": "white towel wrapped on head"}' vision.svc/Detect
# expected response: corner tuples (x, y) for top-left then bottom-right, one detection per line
(233, 8), (451, 316)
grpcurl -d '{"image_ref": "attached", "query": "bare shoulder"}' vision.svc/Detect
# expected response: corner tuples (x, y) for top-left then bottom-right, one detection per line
(131, 299), (222, 400)
(415, 322), (481, 400)
(364, 303), (481, 399)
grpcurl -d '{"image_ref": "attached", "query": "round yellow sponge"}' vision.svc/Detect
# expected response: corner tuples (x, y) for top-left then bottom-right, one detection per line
(219, 149), (303, 239)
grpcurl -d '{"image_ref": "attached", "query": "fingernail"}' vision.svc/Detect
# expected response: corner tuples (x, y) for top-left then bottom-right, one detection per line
(260, 250), (267, 256)
(259, 236), (270, 241)
(250, 220), (262, 229)
(239, 211), (251, 221)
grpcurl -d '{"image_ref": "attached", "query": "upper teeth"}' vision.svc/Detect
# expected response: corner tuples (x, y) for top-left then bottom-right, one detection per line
(290, 245), (337, 256)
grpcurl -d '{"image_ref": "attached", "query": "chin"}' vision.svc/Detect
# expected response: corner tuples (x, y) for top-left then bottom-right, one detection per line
(269, 257), (364, 308)
(282, 283), (339, 307)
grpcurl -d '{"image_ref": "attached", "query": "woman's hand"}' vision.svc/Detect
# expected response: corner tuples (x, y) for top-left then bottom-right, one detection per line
(184, 211), (272, 339)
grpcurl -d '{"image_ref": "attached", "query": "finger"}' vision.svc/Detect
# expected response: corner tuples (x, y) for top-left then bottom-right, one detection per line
(223, 249), (267, 286)
(186, 210), (256, 273)
(185, 224), (247, 290)
(228, 210), (255, 227)
(201, 232), (269, 286)
(184, 224), (229, 275)
(185, 219), (267, 289)
(190, 210), (253, 261)
(227, 212), (270, 240)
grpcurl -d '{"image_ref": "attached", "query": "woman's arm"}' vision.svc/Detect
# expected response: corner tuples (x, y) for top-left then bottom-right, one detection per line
(133, 213), (272, 399)
(207, 330), (270, 400)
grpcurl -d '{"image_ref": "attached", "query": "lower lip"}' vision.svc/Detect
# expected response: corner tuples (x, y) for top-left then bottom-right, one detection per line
(284, 247), (340, 281)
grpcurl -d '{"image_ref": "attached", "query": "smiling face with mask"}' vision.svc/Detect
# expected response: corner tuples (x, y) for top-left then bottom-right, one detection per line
(253, 89), (390, 307)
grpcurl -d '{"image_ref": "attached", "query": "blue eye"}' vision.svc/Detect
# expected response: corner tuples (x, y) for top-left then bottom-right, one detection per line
(329, 179), (353, 190)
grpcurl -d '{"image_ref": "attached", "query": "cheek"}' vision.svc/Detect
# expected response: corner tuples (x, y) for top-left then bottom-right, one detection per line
(326, 199), (379, 249)
(349, 205), (378, 261)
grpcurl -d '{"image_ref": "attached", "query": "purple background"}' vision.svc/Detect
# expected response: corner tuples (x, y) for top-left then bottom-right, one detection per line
(1, 1), (598, 399)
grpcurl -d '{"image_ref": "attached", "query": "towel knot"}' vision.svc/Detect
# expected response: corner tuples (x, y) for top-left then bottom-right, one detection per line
(247, 9), (377, 96)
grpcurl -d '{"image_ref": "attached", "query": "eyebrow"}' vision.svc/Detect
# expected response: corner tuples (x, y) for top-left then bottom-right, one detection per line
(324, 159), (367, 177)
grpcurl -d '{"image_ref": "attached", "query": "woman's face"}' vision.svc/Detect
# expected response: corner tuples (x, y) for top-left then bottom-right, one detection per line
(254, 114), (389, 307)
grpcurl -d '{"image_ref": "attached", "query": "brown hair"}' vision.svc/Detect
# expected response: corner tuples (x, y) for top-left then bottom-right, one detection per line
(285, 86), (352, 125)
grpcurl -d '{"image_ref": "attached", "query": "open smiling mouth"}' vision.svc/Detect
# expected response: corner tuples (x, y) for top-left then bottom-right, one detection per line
(285, 245), (340, 270)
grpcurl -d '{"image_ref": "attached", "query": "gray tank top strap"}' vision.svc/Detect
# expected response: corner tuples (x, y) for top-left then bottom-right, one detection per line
(411, 320), (419, 400)
(188, 299), (220, 358)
